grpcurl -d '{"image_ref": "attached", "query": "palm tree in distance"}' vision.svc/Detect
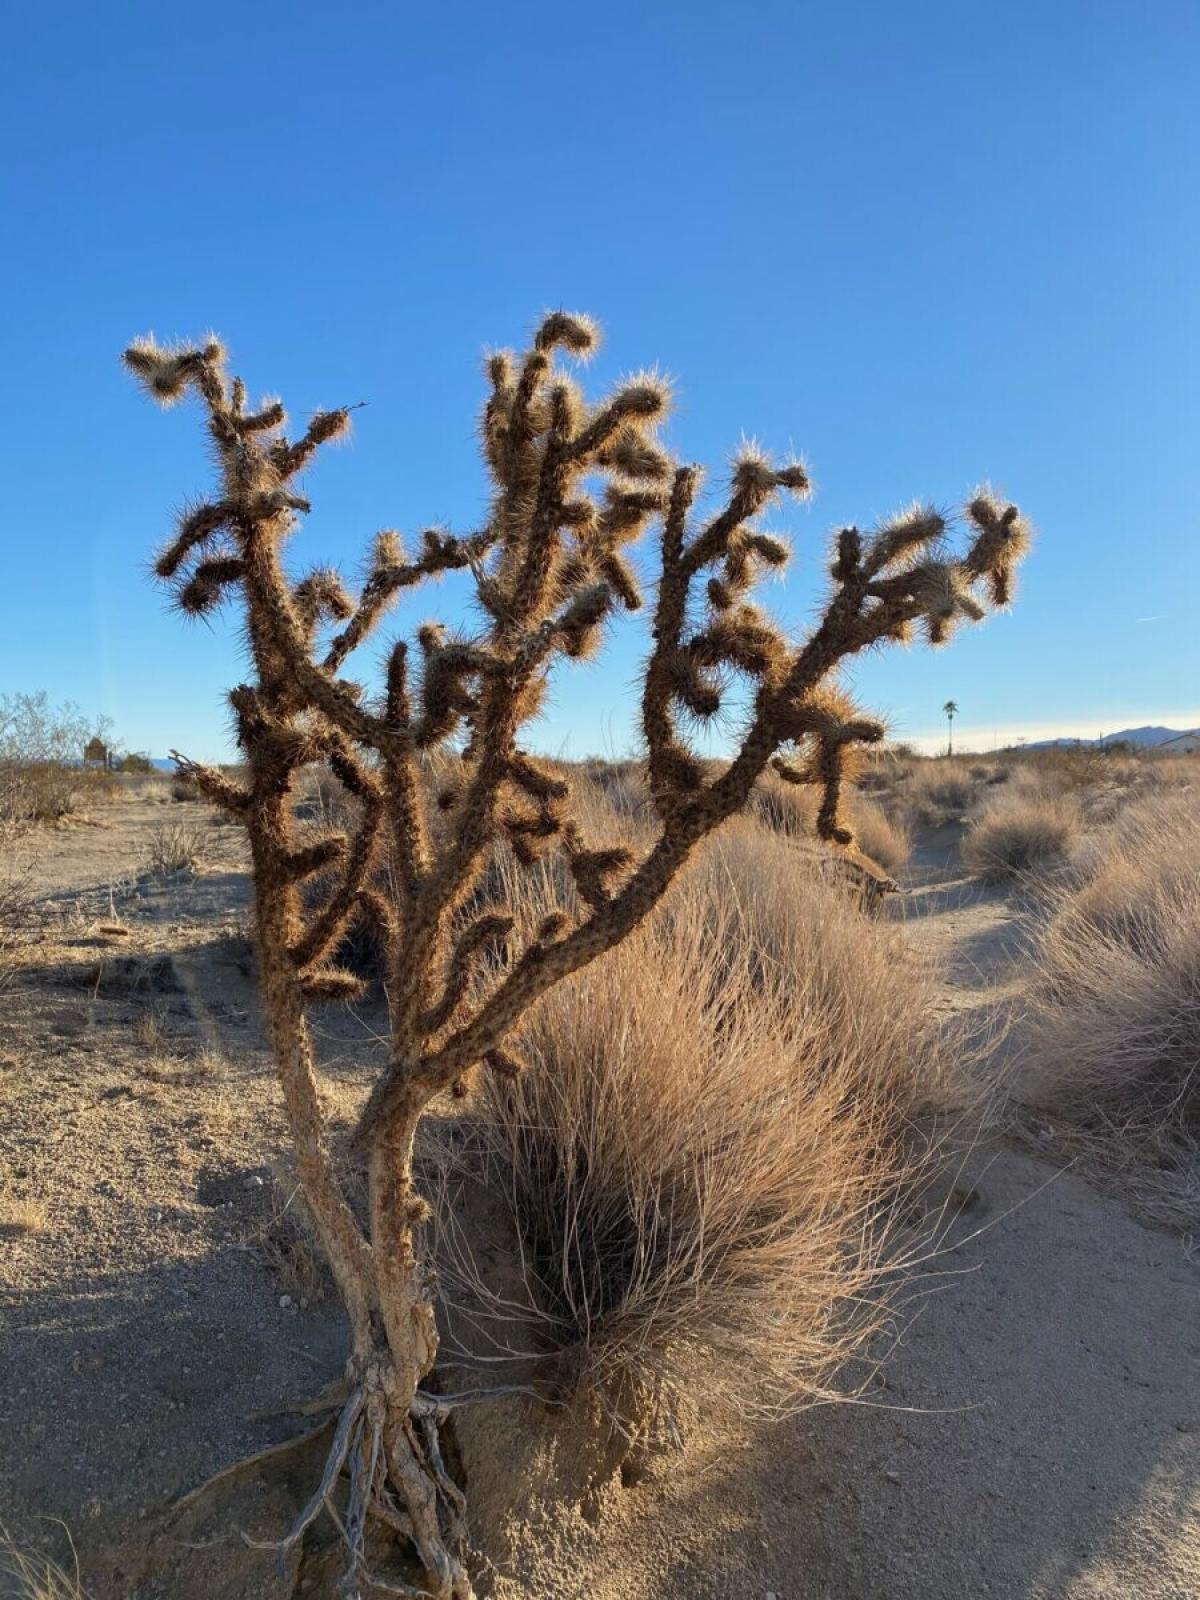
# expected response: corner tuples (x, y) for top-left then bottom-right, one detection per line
(943, 700), (958, 756)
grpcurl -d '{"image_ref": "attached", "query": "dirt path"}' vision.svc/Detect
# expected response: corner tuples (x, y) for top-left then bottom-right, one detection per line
(2, 803), (1197, 1598)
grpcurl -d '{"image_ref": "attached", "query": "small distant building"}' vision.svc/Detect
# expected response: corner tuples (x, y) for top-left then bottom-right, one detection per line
(1159, 730), (1200, 754)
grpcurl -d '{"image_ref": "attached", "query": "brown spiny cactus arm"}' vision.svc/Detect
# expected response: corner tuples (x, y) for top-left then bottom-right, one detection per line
(289, 793), (383, 969)
(324, 527), (497, 673)
(388, 676), (520, 1055)
(642, 466), (700, 810)
(168, 751), (251, 813)
(354, 784), (737, 1144)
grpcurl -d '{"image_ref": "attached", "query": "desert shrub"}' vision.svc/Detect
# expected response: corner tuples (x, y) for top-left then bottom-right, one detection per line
(1024, 787), (1200, 1149)
(144, 820), (208, 876)
(855, 745), (913, 792)
(447, 820), (964, 1424)
(961, 793), (1079, 883)
(573, 758), (650, 822)
(1028, 744), (1115, 791)
(0, 692), (106, 826)
(1065, 789), (1200, 940)
(849, 792), (912, 874)
(117, 751), (155, 774)
(748, 766), (821, 837)
(258, 1158), (336, 1306)
(900, 757), (982, 826)
(1135, 753), (1197, 794)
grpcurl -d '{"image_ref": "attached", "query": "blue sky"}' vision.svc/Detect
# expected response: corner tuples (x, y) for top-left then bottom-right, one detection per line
(1, 0), (1196, 759)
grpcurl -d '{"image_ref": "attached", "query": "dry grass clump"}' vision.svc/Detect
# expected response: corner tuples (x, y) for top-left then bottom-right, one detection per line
(0, 1197), (49, 1238)
(961, 792), (1079, 884)
(1138, 753), (1198, 791)
(850, 792), (913, 875)
(144, 820), (209, 876)
(0, 1526), (85, 1599)
(1027, 744), (1120, 792)
(445, 819), (964, 1427)
(854, 744), (914, 793)
(898, 757), (994, 827)
(573, 758), (652, 823)
(1024, 790), (1200, 1156)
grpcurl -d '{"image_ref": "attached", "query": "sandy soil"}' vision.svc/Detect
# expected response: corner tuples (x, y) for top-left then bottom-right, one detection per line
(1, 795), (1197, 1597)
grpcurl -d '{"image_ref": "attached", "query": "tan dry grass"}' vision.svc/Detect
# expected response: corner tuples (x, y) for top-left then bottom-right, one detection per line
(257, 1158), (333, 1306)
(0, 1197), (49, 1238)
(961, 793), (1080, 884)
(440, 817), (966, 1427)
(898, 757), (995, 827)
(0, 1527), (85, 1600)
(144, 820), (209, 876)
(1024, 787), (1200, 1144)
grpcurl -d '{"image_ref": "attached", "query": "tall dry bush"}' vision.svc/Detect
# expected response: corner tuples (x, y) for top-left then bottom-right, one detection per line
(441, 819), (963, 1433)
(0, 692), (107, 826)
(1024, 787), (1200, 1154)
(961, 790), (1080, 883)
(897, 755), (1002, 828)
(125, 312), (1027, 1597)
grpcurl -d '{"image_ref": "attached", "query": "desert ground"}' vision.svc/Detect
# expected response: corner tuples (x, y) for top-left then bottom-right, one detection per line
(1, 762), (1198, 1599)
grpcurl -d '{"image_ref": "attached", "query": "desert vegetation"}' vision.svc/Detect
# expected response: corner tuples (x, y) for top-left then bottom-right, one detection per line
(0, 693), (111, 827)
(1018, 782), (1200, 1215)
(115, 308), (1029, 1597)
(961, 789), (1080, 883)
(0, 1527), (85, 1600)
(4, 318), (1197, 1600)
(436, 812), (965, 1435)
(8, 0), (1200, 1591)
(5, 709), (1200, 1594)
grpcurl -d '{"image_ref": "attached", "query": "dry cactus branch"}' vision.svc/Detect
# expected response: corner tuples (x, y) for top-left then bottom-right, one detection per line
(125, 313), (1028, 1597)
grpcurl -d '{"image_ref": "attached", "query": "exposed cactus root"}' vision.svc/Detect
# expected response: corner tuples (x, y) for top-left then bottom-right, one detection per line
(173, 1368), (537, 1598)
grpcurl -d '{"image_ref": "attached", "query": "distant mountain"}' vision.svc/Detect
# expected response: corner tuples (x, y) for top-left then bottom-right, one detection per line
(1024, 725), (1193, 750)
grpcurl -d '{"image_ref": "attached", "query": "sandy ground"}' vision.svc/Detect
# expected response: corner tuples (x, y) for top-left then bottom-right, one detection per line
(1, 794), (1197, 1597)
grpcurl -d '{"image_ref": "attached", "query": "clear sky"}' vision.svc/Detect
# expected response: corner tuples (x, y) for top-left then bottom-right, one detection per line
(1, 0), (1196, 759)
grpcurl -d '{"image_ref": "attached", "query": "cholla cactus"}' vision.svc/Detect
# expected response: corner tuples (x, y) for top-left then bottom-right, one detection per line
(124, 314), (1029, 1598)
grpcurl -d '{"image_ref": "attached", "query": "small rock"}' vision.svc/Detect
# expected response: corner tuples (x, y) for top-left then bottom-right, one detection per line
(884, 1469), (901, 1483)
(243, 1175), (264, 1188)
(279, 1294), (293, 1309)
